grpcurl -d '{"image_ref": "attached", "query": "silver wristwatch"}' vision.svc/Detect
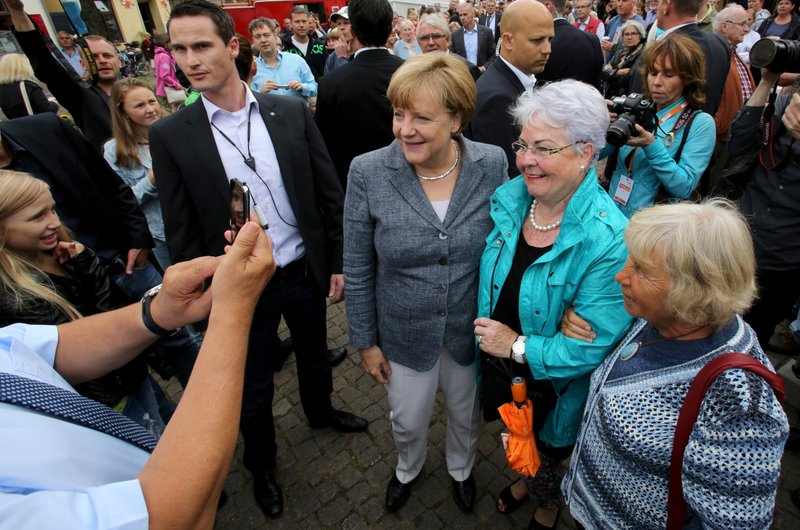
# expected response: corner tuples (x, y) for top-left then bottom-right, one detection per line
(511, 335), (527, 364)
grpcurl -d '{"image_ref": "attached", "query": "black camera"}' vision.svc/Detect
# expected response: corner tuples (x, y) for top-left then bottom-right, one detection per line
(750, 38), (800, 73)
(606, 93), (658, 147)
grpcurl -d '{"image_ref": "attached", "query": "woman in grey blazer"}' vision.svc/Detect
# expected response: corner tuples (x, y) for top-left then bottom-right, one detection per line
(344, 54), (507, 514)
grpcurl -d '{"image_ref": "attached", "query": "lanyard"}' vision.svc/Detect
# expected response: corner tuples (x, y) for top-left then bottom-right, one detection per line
(211, 110), (256, 171)
(625, 102), (690, 176)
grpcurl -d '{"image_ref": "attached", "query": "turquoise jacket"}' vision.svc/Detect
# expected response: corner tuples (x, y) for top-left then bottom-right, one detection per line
(477, 169), (633, 447)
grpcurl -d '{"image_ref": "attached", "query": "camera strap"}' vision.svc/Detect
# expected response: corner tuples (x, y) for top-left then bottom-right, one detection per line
(759, 85), (795, 171)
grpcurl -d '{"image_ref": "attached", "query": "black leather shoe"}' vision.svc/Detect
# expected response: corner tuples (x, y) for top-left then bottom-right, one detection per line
(253, 472), (283, 519)
(452, 475), (476, 513)
(309, 409), (368, 432)
(274, 338), (294, 371)
(385, 475), (413, 512)
(327, 346), (347, 367)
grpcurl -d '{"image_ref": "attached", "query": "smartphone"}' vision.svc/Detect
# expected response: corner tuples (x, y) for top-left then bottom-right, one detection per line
(229, 179), (251, 241)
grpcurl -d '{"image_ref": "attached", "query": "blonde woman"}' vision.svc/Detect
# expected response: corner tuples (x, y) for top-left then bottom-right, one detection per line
(0, 53), (58, 119)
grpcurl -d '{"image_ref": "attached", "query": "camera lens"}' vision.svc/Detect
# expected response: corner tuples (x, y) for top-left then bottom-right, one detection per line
(607, 113), (636, 147)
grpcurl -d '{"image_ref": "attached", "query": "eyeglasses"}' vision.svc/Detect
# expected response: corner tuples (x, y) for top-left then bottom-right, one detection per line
(622, 32), (641, 36)
(418, 33), (447, 41)
(512, 141), (584, 157)
(723, 20), (750, 29)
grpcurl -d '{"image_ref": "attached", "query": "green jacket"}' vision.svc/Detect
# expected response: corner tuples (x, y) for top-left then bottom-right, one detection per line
(477, 169), (633, 447)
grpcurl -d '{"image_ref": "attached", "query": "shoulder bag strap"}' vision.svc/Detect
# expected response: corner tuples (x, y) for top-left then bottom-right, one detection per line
(666, 352), (785, 530)
(19, 81), (33, 116)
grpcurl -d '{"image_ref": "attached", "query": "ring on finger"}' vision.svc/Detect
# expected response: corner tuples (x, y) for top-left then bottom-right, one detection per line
(476, 334), (483, 344)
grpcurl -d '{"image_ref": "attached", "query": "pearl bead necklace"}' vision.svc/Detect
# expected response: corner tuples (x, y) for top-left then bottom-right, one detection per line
(528, 199), (562, 232)
(416, 140), (459, 181)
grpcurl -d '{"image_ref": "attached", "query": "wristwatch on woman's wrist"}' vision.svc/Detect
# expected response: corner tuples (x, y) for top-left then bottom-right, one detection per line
(511, 335), (527, 364)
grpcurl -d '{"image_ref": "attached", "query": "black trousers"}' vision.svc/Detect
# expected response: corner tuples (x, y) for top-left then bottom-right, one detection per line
(239, 257), (334, 474)
(745, 266), (800, 347)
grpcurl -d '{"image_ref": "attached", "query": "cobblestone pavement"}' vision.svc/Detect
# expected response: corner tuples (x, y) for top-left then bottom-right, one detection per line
(153, 303), (800, 530)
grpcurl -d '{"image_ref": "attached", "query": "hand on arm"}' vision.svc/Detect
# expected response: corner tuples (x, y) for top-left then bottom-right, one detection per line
(560, 306), (596, 343)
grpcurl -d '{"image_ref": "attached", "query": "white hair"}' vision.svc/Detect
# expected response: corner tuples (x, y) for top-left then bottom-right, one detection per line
(417, 13), (451, 39)
(511, 79), (610, 161)
(713, 5), (747, 32)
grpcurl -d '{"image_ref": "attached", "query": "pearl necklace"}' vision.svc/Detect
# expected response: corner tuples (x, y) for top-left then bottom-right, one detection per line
(528, 199), (562, 232)
(416, 140), (460, 181)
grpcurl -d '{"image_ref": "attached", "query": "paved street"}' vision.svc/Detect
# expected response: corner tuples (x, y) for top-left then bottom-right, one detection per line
(154, 302), (800, 530)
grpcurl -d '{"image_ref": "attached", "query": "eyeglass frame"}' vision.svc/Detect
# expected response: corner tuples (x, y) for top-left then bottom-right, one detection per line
(417, 32), (447, 41)
(722, 20), (750, 29)
(511, 140), (588, 157)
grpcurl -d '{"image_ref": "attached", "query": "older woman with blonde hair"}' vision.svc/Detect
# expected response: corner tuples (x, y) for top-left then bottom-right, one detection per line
(345, 53), (507, 514)
(561, 199), (789, 529)
(0, 53), (58, 119)
(394, 19), (422, 58)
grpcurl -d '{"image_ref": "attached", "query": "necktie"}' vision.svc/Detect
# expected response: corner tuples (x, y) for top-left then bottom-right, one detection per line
(0, 371), (157, 453)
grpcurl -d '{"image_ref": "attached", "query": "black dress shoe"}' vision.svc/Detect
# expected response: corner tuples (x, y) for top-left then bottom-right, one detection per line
(309, 408), (368, 432)
(253, 472), (283, 519)
(385, 475), (413, 512)
(452, 475), (476, 513)
(274, 338), (294, 371)
(327, 346), (347, 367)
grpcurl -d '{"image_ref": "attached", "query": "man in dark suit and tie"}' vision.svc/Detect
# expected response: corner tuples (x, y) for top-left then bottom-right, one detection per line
(451, 2), (496, 72)
(315, 0), (404, 188)
(479, 0), (503, 42)
(535, 0), (604, 89)
(150, 0), (367, 520)
(466, 0), (554, 177)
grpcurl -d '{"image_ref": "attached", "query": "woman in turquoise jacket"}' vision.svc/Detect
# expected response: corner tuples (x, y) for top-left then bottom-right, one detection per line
(473, 80), (633, 529)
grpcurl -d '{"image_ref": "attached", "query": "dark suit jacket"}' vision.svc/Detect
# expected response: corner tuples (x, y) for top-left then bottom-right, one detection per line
(537, 19), (604, 90)
(478, 11), (503, 42)
(628, 24), (730, 116)
(465, 59), (524, 178)
(0, 114), (153, 257)
(14, 29), (111, 150)
(150, 91), (343, 294)
(451, 24), (496, 67)
(315, 49), (404, 187)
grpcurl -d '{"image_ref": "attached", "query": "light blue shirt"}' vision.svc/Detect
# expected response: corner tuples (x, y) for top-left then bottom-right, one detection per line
(0, 324), (150, 529)
(463, 25), (479, 66)
(605, 97), (716, 217)
(59, 46), (85, 77)
(103, 139), (165, 241)
(201, 85), (305, 267)
(251, 51), (317, 101)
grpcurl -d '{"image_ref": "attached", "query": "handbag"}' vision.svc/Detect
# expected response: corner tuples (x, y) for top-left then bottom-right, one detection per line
(18, 81), (33, 116)
(666, 352), (785, 530)
(165, 85), (187, 104)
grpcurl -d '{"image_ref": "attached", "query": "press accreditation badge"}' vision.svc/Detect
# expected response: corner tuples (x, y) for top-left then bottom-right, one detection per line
(613, 175), (634, 206)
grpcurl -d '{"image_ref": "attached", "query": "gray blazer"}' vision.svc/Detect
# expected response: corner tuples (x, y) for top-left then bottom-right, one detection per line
(344, 137), (508, 371)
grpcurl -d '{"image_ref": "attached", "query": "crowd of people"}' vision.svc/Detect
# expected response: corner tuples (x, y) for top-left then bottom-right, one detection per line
(0, 0), (797, 528)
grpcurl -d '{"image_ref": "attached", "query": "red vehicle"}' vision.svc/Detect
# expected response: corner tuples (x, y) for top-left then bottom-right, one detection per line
(222, 1), (344, 37)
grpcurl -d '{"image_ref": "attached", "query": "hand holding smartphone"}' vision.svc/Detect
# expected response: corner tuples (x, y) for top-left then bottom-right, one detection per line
(230, 179), (268, 241)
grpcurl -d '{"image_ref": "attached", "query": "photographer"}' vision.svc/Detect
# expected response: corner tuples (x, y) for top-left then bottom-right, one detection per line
(728, 69), (800, 352)
(0, 222), (275, 528)
(604, 34), (715, 217)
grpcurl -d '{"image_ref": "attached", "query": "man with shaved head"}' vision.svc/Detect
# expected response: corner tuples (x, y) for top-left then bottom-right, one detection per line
(466, 0), (554, 177)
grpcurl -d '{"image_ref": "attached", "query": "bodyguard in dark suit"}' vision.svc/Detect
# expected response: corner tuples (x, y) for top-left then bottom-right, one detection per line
(535, 0), (604, 90)
(466, 0), (554, 177)
(315, 0), (404, 188)
(451, 2), (496, 69)
(150, 1), (366, 520)
(479, 1), (503, 42)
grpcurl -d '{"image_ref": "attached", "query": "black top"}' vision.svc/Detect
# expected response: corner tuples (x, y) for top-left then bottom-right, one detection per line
(491, 230), (552, 333)
(0, 80), (58, 119)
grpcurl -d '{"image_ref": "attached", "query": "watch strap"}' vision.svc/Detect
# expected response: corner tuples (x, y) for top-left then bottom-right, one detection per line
(141, 289), (173, 337)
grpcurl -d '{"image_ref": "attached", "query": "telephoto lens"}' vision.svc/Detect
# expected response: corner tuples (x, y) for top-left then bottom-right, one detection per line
(750, 38), (800, 73)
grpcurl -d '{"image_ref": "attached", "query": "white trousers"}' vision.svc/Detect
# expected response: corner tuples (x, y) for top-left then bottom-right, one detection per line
(385, 346), (481, 484)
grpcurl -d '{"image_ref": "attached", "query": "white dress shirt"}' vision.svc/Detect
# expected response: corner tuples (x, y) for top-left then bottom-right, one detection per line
(201, 84), (305, 267)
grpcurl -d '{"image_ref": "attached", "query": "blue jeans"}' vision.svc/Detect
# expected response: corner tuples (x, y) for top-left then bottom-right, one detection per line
(120, 375), (166, 438)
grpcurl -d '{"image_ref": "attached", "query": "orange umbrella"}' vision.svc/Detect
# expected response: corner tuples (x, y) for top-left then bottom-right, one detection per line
(497, 377), (540, 477)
